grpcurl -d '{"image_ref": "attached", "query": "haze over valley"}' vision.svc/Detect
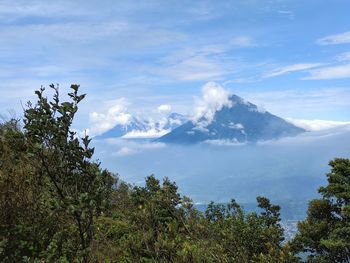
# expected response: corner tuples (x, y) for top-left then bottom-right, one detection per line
(91, 83), (350, 217)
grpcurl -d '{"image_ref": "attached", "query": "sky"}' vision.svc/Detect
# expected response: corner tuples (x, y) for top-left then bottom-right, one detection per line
(1, 0), (350, 133)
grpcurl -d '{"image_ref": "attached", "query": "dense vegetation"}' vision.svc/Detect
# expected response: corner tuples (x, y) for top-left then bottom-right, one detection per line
(0, 85), (349, 262)
(292, 158), (350, 262)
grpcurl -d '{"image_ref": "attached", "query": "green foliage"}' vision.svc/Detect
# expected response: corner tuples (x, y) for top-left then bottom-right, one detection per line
(7, 84), (350, 262)
(90, 176), (299, 262)
(291, 158), (350, 262)
(0, 118), (51, 262)
(0, 85), (114, 262)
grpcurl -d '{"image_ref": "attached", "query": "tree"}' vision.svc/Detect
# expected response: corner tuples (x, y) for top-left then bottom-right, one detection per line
(203, 197), (297, 262)
(292, 158), (350, 262)
(0, 84), (114, 262)
(91, 174), (299, 262)
(0, 118), (52, 261)
(24, 84), (115, 262)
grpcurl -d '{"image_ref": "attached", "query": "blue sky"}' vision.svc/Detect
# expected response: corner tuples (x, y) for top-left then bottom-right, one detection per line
(1, 0), (350, 132)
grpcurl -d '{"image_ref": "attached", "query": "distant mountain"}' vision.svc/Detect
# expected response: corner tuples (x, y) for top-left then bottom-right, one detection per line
(157, 94), (305, 144)
(96, 113), (187, 139)
(163, 113), (188, 130)
(95, 116), (148, 139)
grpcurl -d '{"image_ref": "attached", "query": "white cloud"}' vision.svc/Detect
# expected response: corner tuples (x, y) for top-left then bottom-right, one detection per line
(0, 1), (89, 19)
(123, 128), (170, 139)
(1, 21), (129, 47)
(336, 51), (350, 61)
(103, 139), (166, 156)
(151, 44), (238, 81)
(103, 138), (146, 146)
(152, 36), (255, 81)
(263, 63), (324, 78)
(229, 122), (244, 129)
(185, 5), (219, 21)
(304, 64), (350, 80)
(192, 125), (210, 133)
(89, 98), (131, 136)
(277, 10), (295, 19)
(230, 36), (255, 47)
(257, 126), (350, 146)
(239, 87), (350, 119)
(157, 104), (172, 114)
(203, 139), (245, 146)
(192, 82), (232, 123)
(316, 31), (350, 45)
(254, 104), (267, 113)
(113, 146), (138, 156)
(88, 100), (184, 139)
(156, 54), (229, 81)
(286, 118), (350, 132)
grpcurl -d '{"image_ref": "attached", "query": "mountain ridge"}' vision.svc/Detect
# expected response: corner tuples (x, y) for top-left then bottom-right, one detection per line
(96, 112), (188, 139)
(157, 94), (305, 144)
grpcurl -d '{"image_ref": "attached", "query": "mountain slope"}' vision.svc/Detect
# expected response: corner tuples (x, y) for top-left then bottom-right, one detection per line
(157, 95), (305, 144)
(95, 117), (148, 139)
(96, 113), (187, 139)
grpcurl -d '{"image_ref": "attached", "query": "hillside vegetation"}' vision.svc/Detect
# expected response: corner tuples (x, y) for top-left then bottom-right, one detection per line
(0, 85), (349, 262)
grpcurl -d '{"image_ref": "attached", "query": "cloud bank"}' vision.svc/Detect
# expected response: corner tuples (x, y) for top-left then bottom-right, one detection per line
(100, 138), (166, 157)
(123, 129), (170, 139)
(336, 52), (350, 61)
(303, 64), (350, 80)
(263, 63), (324, 78)
(93, 125), (350, 203)
(230, 36), (255, 47)
(286, 118), (350, 131)
(317, 31), (350, 45)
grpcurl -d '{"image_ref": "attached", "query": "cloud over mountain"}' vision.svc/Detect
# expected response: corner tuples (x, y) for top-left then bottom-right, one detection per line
(89, 98), (131, 136)
(158, 83), (305, 144)
(192, 82), (233, 123)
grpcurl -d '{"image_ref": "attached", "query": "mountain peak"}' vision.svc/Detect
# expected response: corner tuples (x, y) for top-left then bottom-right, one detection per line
(96, 112), (188, 139)
(157, 96), (305, 144)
